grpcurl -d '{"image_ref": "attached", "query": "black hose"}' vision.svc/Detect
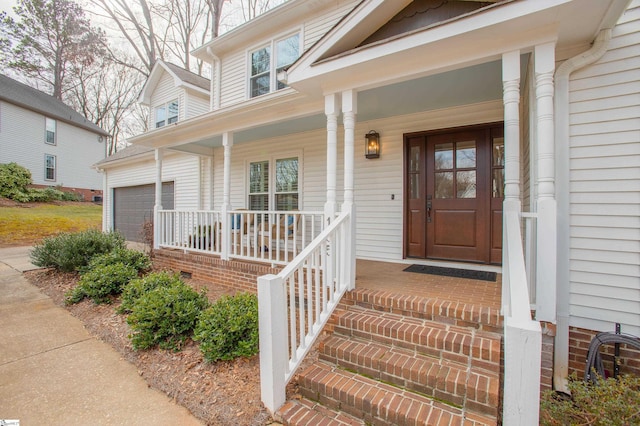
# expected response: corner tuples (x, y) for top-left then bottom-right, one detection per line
(584, 332), (640, 383)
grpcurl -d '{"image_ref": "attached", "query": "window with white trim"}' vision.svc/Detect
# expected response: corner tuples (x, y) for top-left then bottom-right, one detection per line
(155, 99), (179, 128)
(249, 32), (300, 98)
(248, 157), (299, 210)
(45, 154), (56, 181)
(45, 117), (56, 144)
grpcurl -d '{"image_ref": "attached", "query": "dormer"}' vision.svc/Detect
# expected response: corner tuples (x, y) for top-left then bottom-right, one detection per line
(138, 60), (210, 130)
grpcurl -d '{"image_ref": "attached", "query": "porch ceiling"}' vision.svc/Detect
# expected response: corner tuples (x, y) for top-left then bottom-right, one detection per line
(167, 57), (515, 156)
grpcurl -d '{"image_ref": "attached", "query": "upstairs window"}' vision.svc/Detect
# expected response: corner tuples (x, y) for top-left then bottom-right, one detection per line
(45, 117), (56, 144)
(249, 32), (300, 98)
(155, 100), (179, 128)
(45, 154), (56, 181)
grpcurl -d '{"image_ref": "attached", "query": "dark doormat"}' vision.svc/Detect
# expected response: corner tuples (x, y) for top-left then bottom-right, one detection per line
(403, 264), (497, 282)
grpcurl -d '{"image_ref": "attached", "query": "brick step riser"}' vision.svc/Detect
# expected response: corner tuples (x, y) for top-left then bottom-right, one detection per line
(318, 336), (499, 417)
(341, 291), (503, 333)
(298, 364), (496, 426)
(333, 312), (502, 375)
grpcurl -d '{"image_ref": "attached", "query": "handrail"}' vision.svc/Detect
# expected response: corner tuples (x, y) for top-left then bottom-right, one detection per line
(258, 210), (352, 414)
(502, 209), (542, 425)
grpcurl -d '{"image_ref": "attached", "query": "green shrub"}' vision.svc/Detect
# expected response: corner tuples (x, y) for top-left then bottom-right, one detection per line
(80, 248), (151, 275)
(0, 162), (32, 201)
(126, 282), (209, 351)
(194, 293), (259, 362)
(30, 229), (125, 272)
(541, 373), (640, 426)
(66, 263), (138, 304)
(117, 271), (182, 314)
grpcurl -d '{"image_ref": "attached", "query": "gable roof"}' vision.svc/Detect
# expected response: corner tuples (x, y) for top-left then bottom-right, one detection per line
(284, 0), (630, 96)
(0, 74), (109, 136)
(138, 60), (210, 105)
(93, 143), (153, 169)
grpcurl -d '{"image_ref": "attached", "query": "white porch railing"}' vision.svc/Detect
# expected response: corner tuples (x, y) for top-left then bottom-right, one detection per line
(258, 210), (352, 414)
(156, 209), (324, 264)
(502, 210), (542, 425)
(157, 210), (222, 254)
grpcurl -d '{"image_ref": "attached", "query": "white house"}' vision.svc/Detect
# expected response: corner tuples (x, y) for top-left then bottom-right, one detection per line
(0, 74), (108, 200)
(95, 60), (210, 241)
(98, 1), (640, 424)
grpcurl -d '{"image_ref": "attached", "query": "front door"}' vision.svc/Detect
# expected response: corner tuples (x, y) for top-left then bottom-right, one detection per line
(405, 125), (504, 264)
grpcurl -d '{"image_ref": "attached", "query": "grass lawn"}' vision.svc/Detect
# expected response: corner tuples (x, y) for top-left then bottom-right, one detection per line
(0, 202), (102, 247)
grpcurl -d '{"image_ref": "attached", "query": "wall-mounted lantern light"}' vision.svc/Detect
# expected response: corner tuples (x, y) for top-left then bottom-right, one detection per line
(365, 131), (380, 159)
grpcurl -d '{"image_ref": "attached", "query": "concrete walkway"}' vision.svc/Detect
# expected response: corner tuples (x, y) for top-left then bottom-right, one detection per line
(0, 246), (203, 425)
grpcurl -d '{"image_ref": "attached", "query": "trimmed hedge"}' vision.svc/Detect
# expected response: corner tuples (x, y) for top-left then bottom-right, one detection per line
(66, 263), (138, 304)
(194, 293), (259, 362)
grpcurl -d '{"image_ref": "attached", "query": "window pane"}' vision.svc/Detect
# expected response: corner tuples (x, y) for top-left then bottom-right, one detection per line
(410, 146), (420, 172)
(249, 194), (268, 211)
(457, 170), (476, 198)
(276, 34), (299, 68)
(155, 106), (166, 128)
(167, 100), (178, 124)
(251, 47), (270, 76)
(275, 193), (298, 211)
(410, 174), (419, 199)
(250, 75), (270, 97)
(45, 155), (55, 180)
(45, 118), (56, 144)
(249, 161), (269, 193)
(493, 169), (504, 198)
(493, 137), (504, 166)
(434, 143), (453, 170)
(275, 158), (298, 192)
(456, 141), (476, 168)
(435, 172), (453, 198)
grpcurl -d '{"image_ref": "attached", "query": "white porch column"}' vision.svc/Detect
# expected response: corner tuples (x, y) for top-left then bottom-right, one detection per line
(342, 89), (357, 290)
(324, 93), (339, 224)
(534, 42), (557, 323)
(502, 51), (521, 209)
(221, 132), (233, 260)
(153, 148), (164, 249)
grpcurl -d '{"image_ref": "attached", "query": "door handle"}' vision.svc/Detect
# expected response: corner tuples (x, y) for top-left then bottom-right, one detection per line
(427, 200), (432, 223)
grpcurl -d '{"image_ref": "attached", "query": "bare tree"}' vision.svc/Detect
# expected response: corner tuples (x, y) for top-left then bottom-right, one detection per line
(0, 0), (106, 99)
(67, 55), (145, 154)
(91, 0), (160, 75)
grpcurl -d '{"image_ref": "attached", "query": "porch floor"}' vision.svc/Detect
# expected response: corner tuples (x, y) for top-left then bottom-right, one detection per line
(354, 259), (502, 311)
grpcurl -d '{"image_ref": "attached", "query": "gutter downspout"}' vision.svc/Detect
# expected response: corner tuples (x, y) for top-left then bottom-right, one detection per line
(206, 46), (221, 111)
(554, 28), (612, 393)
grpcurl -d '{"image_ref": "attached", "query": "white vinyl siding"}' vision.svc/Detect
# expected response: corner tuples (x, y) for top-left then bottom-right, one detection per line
(303, 0), (360, 50)
(186, 92), (210, 118)
(102, 152), (201, 232)
(210, 100), (503, 261)
(567, 1), (640, 336)
(0, 101), (104, 189)
(220, 52), (246, 107)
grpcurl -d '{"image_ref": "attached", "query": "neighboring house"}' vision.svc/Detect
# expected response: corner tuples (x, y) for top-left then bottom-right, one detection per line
(0, 74), (108, 201)
(98, 1), (639, 424)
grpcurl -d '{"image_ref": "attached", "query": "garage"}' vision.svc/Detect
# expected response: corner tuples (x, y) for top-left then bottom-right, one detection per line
(113, 182), (174, 242)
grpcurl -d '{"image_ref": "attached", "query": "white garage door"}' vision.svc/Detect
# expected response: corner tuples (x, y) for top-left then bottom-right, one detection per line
(113, 182), (174, 242)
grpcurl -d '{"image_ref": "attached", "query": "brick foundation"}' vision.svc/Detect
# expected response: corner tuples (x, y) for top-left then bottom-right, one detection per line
(569, 326), (640, 379)
(540, 322), (555, 392)
(31, 184), (102, 202)
(153, 248), (280, 294)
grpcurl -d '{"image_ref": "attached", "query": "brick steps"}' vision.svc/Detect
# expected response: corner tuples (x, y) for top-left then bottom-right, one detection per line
(278, 290), (503, 426)
(295, 363), (496, 426)
(319, 335), (499, 417)
(342, 288), (502, 333)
